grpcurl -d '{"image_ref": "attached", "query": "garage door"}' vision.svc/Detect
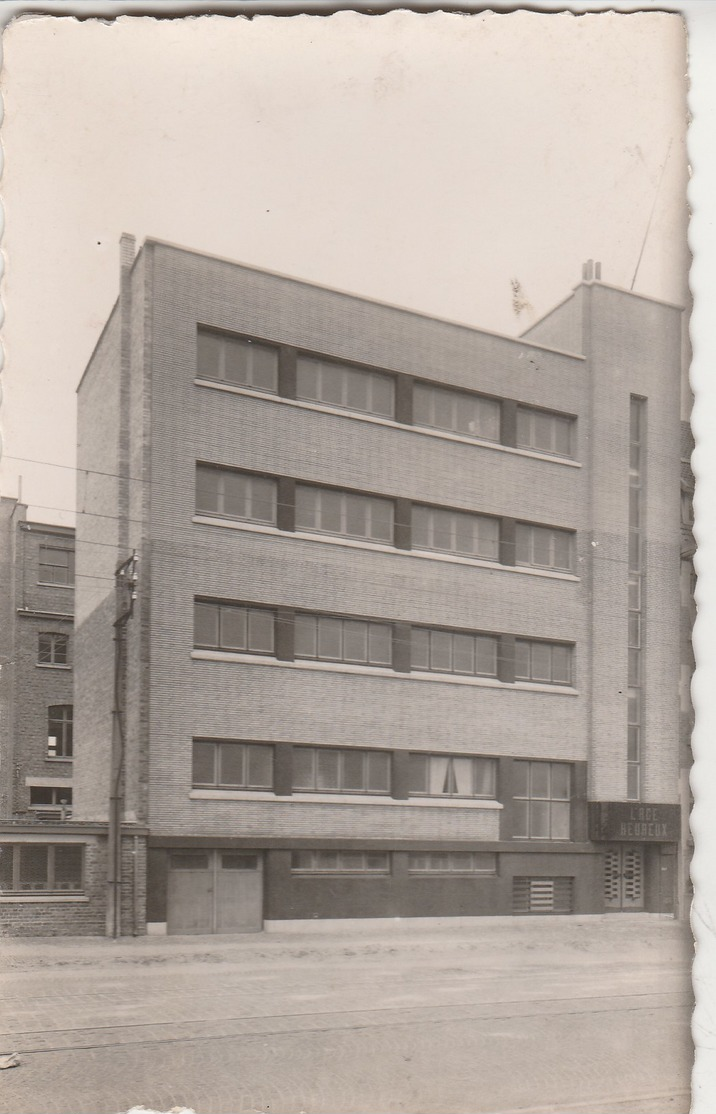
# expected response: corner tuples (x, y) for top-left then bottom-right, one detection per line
(167, 849), (263, 935)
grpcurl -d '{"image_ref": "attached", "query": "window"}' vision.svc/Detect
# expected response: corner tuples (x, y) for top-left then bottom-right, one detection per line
(512, 760), (571, 840)
(410, 627), (498, 678)
(0, 843), (83, 893)
(516, 407), (574, 458)
(294, 614), (393, 667)
(515, 523), (574, 572)
(195, 465), (277, 526)
(408, 754), (497, 799)
(291, 850), (390, 874)
(29, 787), (73, 812)
(38, 633), (69, 666)
(515, 640), (573, 685)
(197, 329), (278, 393)
(295, 486), (394, 544)
(408, 851), (497, 874)
(192, 740), (274, 789)
(293, 747), (391, 794)
(411, 505), (500, 561)
(38, 546), (74, 586)
(413, 384), (500, 442)
(194, 601), (275, 655)
(169, 851), (210, 871)
(48, 706), (73, 759)
(296, 355), (395, 419)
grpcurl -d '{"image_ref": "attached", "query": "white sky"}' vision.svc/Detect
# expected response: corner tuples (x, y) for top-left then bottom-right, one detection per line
(0, 9), (690, 526)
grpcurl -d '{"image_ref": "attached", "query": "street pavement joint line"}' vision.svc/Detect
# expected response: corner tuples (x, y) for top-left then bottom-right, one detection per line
(6, 1001), (692, 1057)
(496, 1086), (692, 1113)
(0, 987), (690, 1038)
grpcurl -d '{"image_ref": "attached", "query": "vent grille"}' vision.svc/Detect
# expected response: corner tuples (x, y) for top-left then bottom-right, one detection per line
(513, 876), (574, 915)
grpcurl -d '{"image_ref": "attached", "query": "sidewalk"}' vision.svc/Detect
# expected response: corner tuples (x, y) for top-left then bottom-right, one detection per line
(2, 913), (694, 973)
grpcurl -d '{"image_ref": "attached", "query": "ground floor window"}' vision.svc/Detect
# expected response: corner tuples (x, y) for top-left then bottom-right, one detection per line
(0, 843), (83, 893)
(408, 852), (497, 874)
(512, 876), (573, 914)
(291, 850), (390, 874)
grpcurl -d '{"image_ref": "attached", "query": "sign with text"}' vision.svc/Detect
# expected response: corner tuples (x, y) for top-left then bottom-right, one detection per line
(588, 801), (680, 843)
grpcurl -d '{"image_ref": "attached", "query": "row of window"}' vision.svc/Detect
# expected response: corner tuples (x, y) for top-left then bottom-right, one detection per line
(193, 742), (501, 800)
(289, 850), (498, 875)
(196, 328), (576, 459)
(0, 844), (82, 893)
(0, 842), (571, 909)
(192, 742), (572, 841)
(195, 464), (576, 574)
(166, 850), (569, 893)
(194, 600), (575, 686)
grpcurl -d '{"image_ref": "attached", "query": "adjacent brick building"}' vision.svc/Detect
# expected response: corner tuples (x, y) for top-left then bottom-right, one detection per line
(0, 498), (75, 819)
(69, 237), (684, 935)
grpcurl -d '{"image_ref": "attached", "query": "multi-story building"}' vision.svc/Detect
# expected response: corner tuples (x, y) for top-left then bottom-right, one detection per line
(0, 498), (75, 819)
(0, 499), (103, 936)
(67, 236), (683, 936)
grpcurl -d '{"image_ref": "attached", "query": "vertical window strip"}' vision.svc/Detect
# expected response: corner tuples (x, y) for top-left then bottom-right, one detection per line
(627, 398), (646, 800)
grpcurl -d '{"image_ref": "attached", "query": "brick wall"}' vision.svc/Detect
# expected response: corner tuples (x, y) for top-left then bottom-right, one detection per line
(74, 306), (122, 821)
(0, 830), (146, 938)
(586, 285), (682, 803)
(76, 241), (684, 896)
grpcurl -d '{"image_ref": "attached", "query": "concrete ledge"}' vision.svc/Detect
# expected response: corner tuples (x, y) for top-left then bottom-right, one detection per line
(263, 912), (677, 934)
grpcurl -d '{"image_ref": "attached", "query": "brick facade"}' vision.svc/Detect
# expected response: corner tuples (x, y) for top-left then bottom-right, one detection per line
(0, 500), (75, 818)
(0, 827), (146, 937)
(72, 238), (684, 933)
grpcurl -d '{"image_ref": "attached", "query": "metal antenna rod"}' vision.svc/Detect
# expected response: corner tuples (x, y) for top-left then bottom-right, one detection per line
(630, 138), (673, 292)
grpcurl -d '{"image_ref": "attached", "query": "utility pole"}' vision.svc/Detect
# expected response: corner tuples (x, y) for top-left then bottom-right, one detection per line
(107, 552), (138, 939)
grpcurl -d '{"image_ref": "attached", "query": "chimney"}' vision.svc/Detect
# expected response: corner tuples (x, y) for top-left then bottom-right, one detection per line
(120, 232), (136, 275)
(582, 260), (602, 282)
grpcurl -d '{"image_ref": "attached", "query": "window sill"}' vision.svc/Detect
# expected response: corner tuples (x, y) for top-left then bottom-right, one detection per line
(45, 757), (73, 765)
(0, 894), (87, 904)
(189, 789), (503, 809)
(36, 663), (72, 671)
(37, 582), (74, 590)
(191, 650), (578, 695)
(192, 516), (580, 583)
(194, 379), (582, 468)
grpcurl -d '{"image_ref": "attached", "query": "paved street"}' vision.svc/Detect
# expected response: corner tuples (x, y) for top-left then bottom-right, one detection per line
(0, 915), (693, 1114)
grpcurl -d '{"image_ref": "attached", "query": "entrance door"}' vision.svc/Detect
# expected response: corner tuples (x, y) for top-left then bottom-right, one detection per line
(603, 844), (644, 910)
(215, 851), (263, 933)
(167, 849), (263, 934)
